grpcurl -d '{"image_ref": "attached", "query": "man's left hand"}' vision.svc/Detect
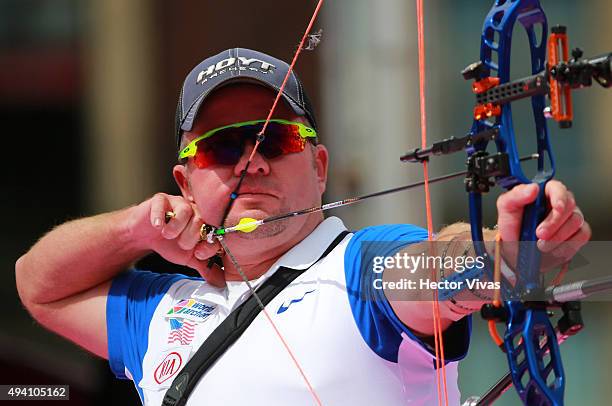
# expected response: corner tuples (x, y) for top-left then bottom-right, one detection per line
(496, 180), (591, 267)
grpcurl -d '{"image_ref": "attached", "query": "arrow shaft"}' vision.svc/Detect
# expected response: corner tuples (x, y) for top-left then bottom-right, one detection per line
(215, 154), (538, 236)
(215, 169), (467, 236)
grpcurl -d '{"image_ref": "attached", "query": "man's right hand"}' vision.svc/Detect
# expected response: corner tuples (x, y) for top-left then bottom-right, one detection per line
(126, 193), (224, 285)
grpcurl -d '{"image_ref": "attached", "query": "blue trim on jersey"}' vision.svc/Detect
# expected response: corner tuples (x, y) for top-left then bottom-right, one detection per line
(344, 224), (471, 363)
(106, 270), (198, 400)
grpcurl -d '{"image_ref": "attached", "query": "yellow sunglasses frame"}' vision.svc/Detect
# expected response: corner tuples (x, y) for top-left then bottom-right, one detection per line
(178, 119), (317, 162)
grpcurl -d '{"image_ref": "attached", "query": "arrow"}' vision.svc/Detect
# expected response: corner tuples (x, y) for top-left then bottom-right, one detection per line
(209, 154), (539, 237)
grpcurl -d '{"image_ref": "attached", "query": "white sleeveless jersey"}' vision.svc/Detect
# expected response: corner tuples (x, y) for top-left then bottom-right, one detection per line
(107, 217), (470, 405)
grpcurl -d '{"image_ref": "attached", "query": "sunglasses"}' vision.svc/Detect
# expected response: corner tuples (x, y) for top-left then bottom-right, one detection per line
(178, 119), (318, 169)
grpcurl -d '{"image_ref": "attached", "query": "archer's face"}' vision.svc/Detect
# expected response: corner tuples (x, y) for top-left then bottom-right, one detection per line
(173, 83), (328, 245)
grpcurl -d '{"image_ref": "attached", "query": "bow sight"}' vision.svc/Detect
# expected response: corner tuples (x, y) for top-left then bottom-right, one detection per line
(400, 31), (612, 202)
(460, 25), (611, 129)
(401, 26), (612, 161)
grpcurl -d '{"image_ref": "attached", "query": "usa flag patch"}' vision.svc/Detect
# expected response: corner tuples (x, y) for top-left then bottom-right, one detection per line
(167, 319), (196, 345)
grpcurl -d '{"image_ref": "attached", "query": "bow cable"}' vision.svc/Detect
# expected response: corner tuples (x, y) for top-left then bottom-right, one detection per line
(415, 0), (449, 404)
(213, 1), (326, 405)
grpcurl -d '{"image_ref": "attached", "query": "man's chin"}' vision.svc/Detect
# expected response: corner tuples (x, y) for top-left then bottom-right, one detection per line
(224, 207), (287, 235)
(236, 220), (289, 240)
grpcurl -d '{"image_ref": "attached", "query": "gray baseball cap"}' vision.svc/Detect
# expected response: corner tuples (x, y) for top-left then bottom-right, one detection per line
(175, 47), (318, 150)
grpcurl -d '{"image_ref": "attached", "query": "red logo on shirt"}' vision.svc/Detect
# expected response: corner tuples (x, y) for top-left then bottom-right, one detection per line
(154, 352), (183, 384)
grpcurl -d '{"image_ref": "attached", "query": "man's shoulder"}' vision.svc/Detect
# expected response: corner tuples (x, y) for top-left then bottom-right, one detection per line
(349, 223), (429, 243)
(109, 269), (206, 303)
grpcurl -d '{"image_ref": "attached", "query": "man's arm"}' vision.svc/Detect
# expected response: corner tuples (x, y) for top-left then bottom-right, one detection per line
(389, 182), (590, 336)
(386, 223), (484, 337)
(15, 209), (147, 358)
(15, 193), (217, 359)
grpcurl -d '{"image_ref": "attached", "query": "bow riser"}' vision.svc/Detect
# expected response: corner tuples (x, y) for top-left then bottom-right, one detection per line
(469, 1), (563, 405)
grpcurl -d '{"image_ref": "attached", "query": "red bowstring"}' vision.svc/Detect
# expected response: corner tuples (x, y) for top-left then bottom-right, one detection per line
(261, 308), (322, 405)
(240, 1), (325, 404)
(247, 0), (325, 163)
(415, 1), (449, 405)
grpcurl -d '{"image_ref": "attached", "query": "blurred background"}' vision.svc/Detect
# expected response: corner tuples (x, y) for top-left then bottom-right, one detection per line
(2, 0), (611, 404)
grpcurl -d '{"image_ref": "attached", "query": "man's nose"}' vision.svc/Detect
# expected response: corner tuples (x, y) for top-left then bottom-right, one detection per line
(233, 140), (270, 176)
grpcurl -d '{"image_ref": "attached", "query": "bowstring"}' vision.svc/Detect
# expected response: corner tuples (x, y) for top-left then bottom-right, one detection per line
(213, 1), (325, 405)
(219, 0), (325, 226)
(218, 239), (322, 405)
(415, 0), (449, 405)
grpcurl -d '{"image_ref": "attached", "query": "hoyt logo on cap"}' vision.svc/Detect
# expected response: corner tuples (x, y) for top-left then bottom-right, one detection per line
(196, 57), (277, 85)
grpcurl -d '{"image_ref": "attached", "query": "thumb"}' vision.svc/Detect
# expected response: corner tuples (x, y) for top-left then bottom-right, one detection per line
(192, 239), (226, 287)
(185, 237), (227, 287)
(185, 254), (227, 288)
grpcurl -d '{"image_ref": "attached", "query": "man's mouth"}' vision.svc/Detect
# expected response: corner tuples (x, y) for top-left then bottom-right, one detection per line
(237, 194), (277, 201)
(237, 189), (278, 198)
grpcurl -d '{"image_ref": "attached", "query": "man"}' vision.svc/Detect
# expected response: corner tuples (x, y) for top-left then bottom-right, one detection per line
(15, 48), (590, 405)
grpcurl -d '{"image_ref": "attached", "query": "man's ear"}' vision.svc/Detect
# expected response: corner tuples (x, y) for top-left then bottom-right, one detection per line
(173, 164), (194, 202)
(313, 144), (329, 195)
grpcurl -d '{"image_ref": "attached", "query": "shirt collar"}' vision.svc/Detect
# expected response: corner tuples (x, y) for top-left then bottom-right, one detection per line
(268, 216), (347, 271)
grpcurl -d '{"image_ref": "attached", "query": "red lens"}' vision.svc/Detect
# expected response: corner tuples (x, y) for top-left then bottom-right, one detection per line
(258, 122), (307, 158)
(193, 128), (246, 168)
(192, 122), (308, 169)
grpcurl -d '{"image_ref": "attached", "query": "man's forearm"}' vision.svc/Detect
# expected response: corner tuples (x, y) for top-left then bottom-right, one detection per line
(386, 223), (496, 335)
(15, 206), (149, 305)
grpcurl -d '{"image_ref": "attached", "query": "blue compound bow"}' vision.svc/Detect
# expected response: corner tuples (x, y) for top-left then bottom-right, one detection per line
(401, 1), (611, 404)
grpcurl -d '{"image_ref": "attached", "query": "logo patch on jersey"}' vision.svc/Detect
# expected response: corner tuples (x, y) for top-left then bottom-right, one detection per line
(167, 319), (196, 345)
(277, 289), (317, 314)
(165, 299), (216, 322)
(154, 351), (183, 384)
(165, 299), (216, 345)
